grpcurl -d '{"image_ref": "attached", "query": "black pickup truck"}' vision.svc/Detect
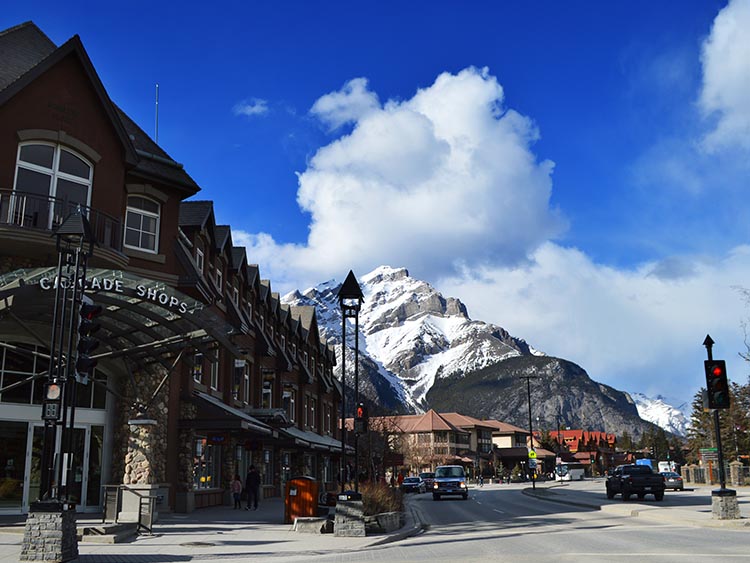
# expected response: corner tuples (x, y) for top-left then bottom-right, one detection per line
(606, 464), (665, 501)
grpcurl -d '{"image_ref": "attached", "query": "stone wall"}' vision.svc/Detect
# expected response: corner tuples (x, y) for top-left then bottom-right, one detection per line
(177, 401), (197, 490)
(20, 508), (78, 562)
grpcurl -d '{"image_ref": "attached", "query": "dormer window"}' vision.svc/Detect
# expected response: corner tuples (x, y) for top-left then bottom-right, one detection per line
(232, 285), (239, 306)
(214, 262), (223, 291)
(125, 196), (160, 253)
(195, 247), (204, 274)
(13, 142), (93, 229)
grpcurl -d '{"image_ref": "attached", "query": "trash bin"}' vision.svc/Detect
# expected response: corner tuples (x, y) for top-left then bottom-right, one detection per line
(284, 476), (320, 524)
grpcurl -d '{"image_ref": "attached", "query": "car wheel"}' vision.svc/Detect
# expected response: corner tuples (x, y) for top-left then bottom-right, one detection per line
(622, 493), (630, 501)
(637, 493), (645, 500)
(433, 494), (441, 501)
(655, 492), (664, 501)
(606, 488), (615, 500)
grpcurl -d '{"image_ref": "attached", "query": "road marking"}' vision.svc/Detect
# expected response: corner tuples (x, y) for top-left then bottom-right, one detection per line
(493, 508), (505, 514)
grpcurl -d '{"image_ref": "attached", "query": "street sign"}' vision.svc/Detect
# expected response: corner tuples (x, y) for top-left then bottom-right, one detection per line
(528, 450), (537, 459)
(528, 459), (538, 469)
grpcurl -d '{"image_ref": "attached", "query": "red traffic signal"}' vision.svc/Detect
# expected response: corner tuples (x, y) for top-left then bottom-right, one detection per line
(77, 301), (102, 374)
(704, 360), (730, 409)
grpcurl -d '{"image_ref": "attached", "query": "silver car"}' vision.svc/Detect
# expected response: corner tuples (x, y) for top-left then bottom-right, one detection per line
(660, 471), (684, 491)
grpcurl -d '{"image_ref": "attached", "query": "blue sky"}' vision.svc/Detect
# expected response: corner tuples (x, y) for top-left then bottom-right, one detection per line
(5, 1), (750, 406)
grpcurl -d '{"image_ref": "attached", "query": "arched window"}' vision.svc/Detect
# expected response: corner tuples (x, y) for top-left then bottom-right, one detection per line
(12, 142), (93, 228)
(124, 195), (160, 253)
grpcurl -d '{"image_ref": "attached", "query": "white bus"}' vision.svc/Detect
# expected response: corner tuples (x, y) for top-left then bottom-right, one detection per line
(555, 462), (585, 481)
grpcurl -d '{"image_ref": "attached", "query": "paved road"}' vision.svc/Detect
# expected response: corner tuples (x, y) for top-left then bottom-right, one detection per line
(289, 482), (750, 563)
(2, 481), (747, 562)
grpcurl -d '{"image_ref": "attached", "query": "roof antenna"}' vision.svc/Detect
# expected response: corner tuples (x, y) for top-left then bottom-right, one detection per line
(154, 83), (159, 144)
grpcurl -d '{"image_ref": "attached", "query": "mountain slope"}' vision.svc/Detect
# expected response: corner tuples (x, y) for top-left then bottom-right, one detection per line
(283, 265), (656, 437)
(629, 393), (690, 437)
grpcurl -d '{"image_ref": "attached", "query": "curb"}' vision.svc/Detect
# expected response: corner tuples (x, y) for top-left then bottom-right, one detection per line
(522, 486), (601, 511)
(366, 502), (425, 547)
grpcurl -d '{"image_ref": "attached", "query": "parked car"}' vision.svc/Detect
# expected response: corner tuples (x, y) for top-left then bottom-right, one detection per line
(400, 476), (426, 494)
(419, 472), (435, 489)
(660, 471), (684, 491)
(432, 465), (468, 500)
(606, 464), (666, 501)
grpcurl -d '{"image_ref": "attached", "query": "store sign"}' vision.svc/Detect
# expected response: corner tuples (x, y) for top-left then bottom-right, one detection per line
(37, 274), (191, 314)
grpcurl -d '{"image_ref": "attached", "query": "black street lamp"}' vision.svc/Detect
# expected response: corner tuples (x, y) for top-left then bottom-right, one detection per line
(521, 375), (537, 490)
(337, 270), (363, 494)
(23, 209), (95, 562)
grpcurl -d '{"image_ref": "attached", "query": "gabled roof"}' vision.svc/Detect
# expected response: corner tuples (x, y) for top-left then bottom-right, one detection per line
(0, 21), (56, 91)
(259, 279), (270, 302)
(481, 419), (530, 435)
(231, 247), (247, 272)
(441, 412), (496, 429)
(179, 201), (214, 230)
(1, 21), (198, 194)
(245, 264), (259, 288)
(214, 225), (231, 253)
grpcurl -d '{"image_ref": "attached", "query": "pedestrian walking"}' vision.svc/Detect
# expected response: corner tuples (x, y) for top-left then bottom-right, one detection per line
(231, 473), (242, 509)
(245, 465), (261, 511)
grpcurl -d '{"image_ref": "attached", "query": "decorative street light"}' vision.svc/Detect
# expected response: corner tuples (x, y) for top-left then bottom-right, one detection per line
(337, 270), (363, 495)
(22, 209), (95, 563)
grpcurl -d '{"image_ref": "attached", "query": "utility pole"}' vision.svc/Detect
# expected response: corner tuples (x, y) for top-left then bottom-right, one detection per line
(521, 375), (537, 490)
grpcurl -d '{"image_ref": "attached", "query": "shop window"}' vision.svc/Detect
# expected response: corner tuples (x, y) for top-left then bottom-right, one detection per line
(193, 439), (221, 489)
(0, 421), (28, 509)
(124, 196), (160, 253)
(0, 342), (49, 405)
(262, 449), (273, 486)
(322, 456), (332, 484)
(12, 142), (93, 230)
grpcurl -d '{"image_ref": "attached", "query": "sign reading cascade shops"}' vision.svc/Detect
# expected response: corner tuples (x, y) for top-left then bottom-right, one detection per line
(5, 268), (200, 316)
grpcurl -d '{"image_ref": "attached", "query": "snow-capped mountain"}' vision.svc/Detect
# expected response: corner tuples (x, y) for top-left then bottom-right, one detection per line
(283, 265), (539, 411)
(283, 265), (665, 437)
(629, 392), (691, 437)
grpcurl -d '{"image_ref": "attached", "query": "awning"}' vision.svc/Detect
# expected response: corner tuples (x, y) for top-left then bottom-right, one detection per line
(184, 391), (273, 436)
(279, 426), (352, 454)
(0, 268), (242, 371)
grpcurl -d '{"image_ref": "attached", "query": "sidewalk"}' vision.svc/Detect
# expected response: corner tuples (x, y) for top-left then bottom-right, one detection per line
(0, 497), (425, 562)
(523, 480), (750, 529)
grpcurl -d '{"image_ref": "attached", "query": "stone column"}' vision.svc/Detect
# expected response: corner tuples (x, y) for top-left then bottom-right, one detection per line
(20, 504), (78, 562)
(729, 460), (744, 487)
(712, 489), (741, 520)
(334, 499), (366, 537)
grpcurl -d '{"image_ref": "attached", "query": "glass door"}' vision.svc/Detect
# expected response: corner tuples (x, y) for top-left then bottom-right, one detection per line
(25, 424), (95, 512)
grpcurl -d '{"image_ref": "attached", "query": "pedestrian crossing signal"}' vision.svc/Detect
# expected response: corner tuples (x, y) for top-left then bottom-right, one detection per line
(354, 402), (368, 434)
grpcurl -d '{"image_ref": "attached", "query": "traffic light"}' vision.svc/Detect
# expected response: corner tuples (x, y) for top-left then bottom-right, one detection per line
(704, 359), (730, 409)
(76, 300), (102, 376)
(354, 402), (368, 434)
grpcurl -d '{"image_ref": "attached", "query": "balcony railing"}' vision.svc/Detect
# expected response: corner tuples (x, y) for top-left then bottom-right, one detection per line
(0, 190), (123, 253)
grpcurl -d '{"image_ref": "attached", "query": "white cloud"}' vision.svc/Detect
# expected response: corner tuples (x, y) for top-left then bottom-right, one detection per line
(310, 77), (380, 130)
(233, 98), (269, 117)
(437, 243), (750, 403)
(240, 66), (565, 290)
(700, 0), (750, 151)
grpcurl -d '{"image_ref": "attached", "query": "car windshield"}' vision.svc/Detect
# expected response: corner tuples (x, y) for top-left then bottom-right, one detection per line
(403, 477), (420, 483)
(435, 467), (464, 478)
(661, 472), (679, 478)
(623, 466), (652, 474)
(420, 473), (434, 479)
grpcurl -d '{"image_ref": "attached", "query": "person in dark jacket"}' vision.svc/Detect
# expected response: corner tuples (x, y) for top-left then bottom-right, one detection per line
(245, 465), (261, 510)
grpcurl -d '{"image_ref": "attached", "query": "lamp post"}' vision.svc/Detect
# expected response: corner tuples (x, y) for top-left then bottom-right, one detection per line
(23, 209), (95, 563)
(521, 375), (537, 490)
(337, 271), (363, 494)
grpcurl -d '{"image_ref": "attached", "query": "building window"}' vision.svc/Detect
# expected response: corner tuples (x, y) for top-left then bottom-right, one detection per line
(304, 395), (309, 427)
(12, 142), (93, 230)
(262, 380), (272, 408)
(210, 359), (219, 390)
(303, 351), (308, 367)
(324, 404), (331, 434)
(310, 398), (317, 429)
(214, 262), (223, 291)
(281, 335), (286, 351)
(283, 388), (296, 422)
(232, 285), (239, 306)
(195, 247), (204, 274)
(124, 196), (160, 253)
(243, 365), (250, 405)
(192, 352), (203, 383)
